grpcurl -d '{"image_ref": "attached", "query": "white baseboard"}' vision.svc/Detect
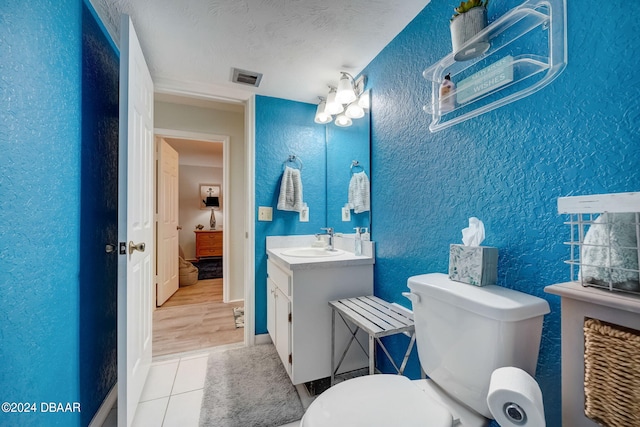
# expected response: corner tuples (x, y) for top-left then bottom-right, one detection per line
(254, 333), (272, 345)
(88, 383), (117, 427)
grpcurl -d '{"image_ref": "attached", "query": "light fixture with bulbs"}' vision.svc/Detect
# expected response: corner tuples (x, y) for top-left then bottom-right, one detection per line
(314, 73), (368, 126)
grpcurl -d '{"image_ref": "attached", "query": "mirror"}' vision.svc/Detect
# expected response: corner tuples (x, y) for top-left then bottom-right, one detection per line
(325, 91), (371, 234)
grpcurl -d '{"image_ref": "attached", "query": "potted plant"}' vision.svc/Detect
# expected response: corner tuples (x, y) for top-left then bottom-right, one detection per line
(450, 0), (490, 61)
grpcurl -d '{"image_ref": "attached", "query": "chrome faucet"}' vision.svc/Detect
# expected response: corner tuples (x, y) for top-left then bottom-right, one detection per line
(318, 227), (335, 251)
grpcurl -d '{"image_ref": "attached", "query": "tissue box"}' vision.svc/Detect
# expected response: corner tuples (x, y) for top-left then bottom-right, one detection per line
(449, 244), (498, 287)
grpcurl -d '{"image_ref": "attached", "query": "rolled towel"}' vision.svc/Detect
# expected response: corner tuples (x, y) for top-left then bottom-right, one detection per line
(277, 166), (304, 212)
(348, 171), (370, 214)
(580, 212), (639, 291)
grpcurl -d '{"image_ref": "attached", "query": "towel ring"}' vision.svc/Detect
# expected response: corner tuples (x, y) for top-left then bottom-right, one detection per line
(350, 160), (365, 175)
(284, 155), (303, 171)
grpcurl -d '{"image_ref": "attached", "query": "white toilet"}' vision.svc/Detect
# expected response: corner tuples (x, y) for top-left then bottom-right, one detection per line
(301, 273), (550, 427)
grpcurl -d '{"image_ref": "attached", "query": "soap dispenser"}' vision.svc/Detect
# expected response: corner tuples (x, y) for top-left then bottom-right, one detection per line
(354, 227), (362, 256)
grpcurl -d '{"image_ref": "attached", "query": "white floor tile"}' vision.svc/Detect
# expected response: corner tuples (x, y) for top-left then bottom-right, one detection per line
(131, 397), (169, 427)
(162, 389), (204, 427)
(172, 355), (209, 394)
(140, 359), (180, 402)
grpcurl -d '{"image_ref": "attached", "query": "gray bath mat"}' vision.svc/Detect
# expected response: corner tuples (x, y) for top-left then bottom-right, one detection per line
(199, 344), (304, 427)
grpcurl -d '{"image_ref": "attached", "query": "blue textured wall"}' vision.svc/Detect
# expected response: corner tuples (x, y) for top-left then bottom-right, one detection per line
(363, 0), (640, 426)
(80, 2), (119, 425)
(254, 96), (326, 333)
(0, 1), (118, 425)
(0, 1), (83, 425)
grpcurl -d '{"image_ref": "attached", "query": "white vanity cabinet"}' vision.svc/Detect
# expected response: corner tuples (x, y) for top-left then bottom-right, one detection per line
(266, 253), (374, 385)
(267, 259), (293, 374)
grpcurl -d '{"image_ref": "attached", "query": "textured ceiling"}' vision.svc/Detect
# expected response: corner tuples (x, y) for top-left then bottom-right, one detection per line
(89, 0), (431, 104)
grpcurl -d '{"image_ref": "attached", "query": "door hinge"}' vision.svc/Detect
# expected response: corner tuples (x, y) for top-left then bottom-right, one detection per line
(288, 353), (292, 364)
(119, 242), (127, 255)
(288, 313), (292, 322)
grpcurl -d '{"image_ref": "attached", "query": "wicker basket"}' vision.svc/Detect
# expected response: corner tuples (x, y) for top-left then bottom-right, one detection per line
(584, 318), (640, 427)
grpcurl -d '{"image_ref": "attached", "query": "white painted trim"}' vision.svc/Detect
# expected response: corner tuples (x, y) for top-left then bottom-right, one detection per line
(222, 130), (231, 303)
(154, 128), (230, 303)
(155, 78), (253, 104)
(154, 128), (227, 143)
(244, 95), (256, 346)
(88, 382), (117, 427)
(254, 333), (272, 346)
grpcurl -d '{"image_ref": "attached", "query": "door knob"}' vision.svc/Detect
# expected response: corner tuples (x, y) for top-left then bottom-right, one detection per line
(129, 241), (146, 253)
(105, 244), (116, 254)
(177, 225), (183, 230)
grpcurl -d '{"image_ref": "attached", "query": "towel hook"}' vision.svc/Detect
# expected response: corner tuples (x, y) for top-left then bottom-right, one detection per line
(350, 160), (364, 175)
(284, 155), (303, 171)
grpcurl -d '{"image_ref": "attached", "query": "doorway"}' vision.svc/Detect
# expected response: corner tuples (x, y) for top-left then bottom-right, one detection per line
(153, 128), (242, 357)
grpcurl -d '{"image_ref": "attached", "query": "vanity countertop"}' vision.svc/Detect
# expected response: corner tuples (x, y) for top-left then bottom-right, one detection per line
(267, 247), (375, 271)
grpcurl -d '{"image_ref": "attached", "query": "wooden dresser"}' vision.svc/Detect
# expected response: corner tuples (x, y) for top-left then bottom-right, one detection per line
(194, 230), (223, 259)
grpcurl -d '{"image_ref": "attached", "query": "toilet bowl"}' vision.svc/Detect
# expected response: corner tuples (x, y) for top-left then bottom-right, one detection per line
(301, 273), (550, 427)
(302, 375), (452, 427)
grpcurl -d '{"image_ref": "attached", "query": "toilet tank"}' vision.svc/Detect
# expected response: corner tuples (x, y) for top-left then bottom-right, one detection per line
(408, 273), (550, 419)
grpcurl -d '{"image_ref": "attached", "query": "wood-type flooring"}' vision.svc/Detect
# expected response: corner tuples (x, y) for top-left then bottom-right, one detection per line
(153, 278), (244, 357)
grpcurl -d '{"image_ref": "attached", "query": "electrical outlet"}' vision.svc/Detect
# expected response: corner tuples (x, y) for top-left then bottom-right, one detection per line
(299, 206), (309, 222)
(342, 207), (351, 222)
(258, 206), (273, 221)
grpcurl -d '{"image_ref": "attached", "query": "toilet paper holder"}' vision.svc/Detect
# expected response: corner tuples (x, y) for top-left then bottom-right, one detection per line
(504, 402), (527, 425)
(487, 367), (546, 426)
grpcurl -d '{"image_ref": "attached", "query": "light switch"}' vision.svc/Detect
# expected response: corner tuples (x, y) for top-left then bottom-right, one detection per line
(300, 205), (309, 222)
(258, 206), (273, 221)
(342, 206), (351, 222)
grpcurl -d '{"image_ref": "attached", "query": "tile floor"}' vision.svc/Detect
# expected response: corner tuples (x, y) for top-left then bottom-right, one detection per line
(101, 345), (303, 427)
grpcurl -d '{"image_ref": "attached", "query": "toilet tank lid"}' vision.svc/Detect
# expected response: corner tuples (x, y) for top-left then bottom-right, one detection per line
(408, 273), (550, 322)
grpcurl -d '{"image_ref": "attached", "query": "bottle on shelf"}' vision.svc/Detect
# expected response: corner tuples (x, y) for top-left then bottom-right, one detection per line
(439, 73), (456, 113)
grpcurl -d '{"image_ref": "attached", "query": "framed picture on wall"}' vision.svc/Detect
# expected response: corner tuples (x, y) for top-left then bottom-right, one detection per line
(200, 184), (221, 209)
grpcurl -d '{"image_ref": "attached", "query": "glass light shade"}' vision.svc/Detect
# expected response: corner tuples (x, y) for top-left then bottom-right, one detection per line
(334, 114), (352, 127)
(358, 90), (370, 109)
(335, 73), (357, 104)
(314, 100), (332, 124)
(325, 87), (344, 115)
(345, 101), (364, 119)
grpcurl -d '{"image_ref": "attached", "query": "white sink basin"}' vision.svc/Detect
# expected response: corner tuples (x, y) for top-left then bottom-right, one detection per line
(281, 247), (344, 258)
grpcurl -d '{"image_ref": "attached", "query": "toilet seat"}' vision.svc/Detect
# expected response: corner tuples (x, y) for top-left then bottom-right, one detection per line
(301, 375), (453, 427)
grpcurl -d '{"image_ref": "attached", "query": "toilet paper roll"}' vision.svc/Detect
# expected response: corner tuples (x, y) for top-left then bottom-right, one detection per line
(487, 367), (545, 427)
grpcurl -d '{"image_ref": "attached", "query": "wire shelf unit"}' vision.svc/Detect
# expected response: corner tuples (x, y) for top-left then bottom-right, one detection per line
(558, 192), (640, 296)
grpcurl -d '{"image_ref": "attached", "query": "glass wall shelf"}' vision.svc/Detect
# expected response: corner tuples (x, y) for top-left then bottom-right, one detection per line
(423, 0), (567, 132)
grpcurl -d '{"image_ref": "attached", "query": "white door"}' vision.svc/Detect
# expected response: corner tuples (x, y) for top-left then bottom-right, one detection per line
(157, 139), (179, 305)
(117, 14), (154, 427)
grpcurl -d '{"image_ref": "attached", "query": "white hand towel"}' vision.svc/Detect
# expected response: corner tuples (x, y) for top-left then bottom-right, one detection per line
(348, 171), (370, 214)
(277, 166), (304, 212)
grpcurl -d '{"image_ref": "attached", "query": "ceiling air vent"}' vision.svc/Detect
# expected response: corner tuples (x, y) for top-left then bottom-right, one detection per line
(231, 68), (263, 87)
